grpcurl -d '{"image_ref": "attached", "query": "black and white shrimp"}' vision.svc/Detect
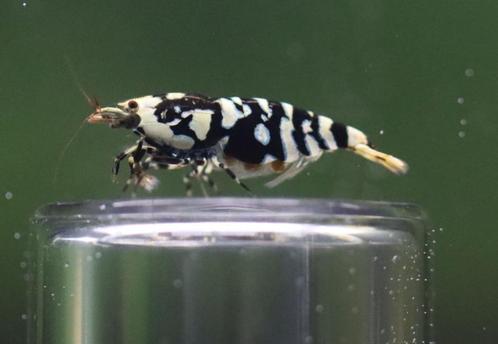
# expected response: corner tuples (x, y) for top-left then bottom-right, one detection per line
(87, 92), (408, 194)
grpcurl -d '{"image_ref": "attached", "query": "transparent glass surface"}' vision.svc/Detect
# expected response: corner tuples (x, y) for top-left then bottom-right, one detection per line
(30, 198), (430, 344)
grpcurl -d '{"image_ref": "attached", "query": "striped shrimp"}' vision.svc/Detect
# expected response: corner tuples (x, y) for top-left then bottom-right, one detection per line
(87, 92), (408, 194)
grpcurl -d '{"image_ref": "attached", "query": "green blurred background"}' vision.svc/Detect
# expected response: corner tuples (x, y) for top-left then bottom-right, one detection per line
(1, 0), (497, 343)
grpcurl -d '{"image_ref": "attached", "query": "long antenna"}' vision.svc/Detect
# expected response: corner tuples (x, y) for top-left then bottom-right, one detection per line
(52, 55), (99, 184)
(64, 54), (96, 108)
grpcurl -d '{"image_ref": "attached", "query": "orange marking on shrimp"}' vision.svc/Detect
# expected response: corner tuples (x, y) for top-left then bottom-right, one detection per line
(244, 162), (261, 171)
(271, 160), (287, 172)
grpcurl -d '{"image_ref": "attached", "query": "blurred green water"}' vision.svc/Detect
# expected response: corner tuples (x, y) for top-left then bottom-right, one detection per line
(1, 0), (497, 343)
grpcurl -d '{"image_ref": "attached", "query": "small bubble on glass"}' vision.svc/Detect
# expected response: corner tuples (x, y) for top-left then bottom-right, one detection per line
(173, 279), (183, 288)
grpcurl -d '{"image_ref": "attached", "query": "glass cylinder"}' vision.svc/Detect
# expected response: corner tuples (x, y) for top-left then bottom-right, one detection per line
(29, 198), (431, 344)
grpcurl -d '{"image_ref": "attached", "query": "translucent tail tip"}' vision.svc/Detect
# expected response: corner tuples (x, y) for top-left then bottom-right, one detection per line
(352, 144), (408, 175)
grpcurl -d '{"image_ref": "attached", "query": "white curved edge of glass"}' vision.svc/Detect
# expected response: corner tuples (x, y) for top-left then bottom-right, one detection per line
(33, 198), (426, 248)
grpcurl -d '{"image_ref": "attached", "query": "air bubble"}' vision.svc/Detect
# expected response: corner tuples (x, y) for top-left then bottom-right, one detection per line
(64, 263), (70, 268)
(99, 204), (106, 211)
(95, 252), (102, 259)
(464, 68), (475, 77)
(295, 276), (305, 287)
(21, 314), (27, 320)
(460, 119), (467, 126)
(5, 192), (13, 200)
(392, 255), (399, 263)
(315, 304), (324, 313)
(457, 97), (465, 104)
(458, 131), (466, 138)
(14, 232), (21, 240)
(348, 267), (356, 275)
(379, 129), (384, 135)
(173, 279), (183, 288)
(20, 261), (27, 269)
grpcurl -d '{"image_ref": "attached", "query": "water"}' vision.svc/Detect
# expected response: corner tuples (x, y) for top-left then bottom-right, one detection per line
(2, 2), (497, 343)
(30, 198), (430, 344)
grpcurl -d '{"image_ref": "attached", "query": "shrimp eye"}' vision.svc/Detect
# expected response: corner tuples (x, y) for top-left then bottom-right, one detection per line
(127, 100), (138, 110)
